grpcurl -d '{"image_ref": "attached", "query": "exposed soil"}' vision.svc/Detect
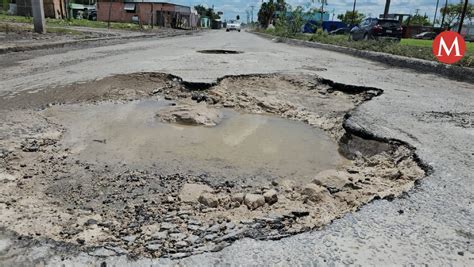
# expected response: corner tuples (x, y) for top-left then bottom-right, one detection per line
(0, 73), (425, 259)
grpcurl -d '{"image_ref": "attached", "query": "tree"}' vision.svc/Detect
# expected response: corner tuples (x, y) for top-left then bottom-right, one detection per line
(406, 13), (431, 26)
(2, 0), (8, 12)
(257, 0), (276, 28)
(194, 5), (207, 16)
(337, 10), (365, 25)
(318, 0), (328, 24)
(194, 5), (221, 20)
(276, 0), (286, 12)
(273, 3), (319, 36)
(440, 1), (473, 28)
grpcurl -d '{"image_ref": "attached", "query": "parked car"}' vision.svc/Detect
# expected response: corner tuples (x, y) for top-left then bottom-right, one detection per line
(226, 20), (241, 32)
(88, 10), (97, 21)
(414, 32), (437, 40)
(329, 27), (350, 35)
(350, 18), (403, 41)
(303, 20), (318, 33)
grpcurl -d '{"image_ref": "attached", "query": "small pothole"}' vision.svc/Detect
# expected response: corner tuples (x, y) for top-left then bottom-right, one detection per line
(197, 49), (243, 54)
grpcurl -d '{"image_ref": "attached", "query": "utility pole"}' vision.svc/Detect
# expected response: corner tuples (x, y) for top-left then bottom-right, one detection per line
(441, 0), (448, 28)
(32, 0), (46, 34)
(107, 0), (113, 29)
(320, 0), (327, 26)
(151, 3), (154, 29)
(383, 0), (391, 18)
(458, 0), (469, 33)
(65, 0), (69, 19)
(433, 0), (440, 26)
(351, 0), (357, 26)
(250, 5), (254, 24)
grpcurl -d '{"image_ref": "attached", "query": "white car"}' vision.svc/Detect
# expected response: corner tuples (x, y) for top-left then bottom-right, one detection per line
(226, 20), (241, 32)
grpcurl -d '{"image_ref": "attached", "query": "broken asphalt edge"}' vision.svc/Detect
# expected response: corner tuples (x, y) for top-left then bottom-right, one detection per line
(0, 30), (198, 55)
(252, 31), (474, 84)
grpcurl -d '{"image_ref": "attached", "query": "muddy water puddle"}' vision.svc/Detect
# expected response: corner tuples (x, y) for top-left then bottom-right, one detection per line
(43, 99), (348, 184)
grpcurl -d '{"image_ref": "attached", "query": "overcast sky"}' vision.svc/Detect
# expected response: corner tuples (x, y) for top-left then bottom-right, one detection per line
(172, 0), (442, 21)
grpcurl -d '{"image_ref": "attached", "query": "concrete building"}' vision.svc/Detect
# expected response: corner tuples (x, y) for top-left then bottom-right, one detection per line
(15, 0), (66, 19)
(200, 16), (210, 28)
(97, 0), (197, 29)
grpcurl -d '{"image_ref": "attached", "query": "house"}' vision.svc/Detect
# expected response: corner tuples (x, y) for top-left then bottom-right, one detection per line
(96, 0), (196, 29)
(15, 0), (66, 19)
(200, 16), (210, 28)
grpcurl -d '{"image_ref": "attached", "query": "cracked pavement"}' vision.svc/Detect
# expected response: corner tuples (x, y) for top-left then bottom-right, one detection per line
(0, 30), (473, 266)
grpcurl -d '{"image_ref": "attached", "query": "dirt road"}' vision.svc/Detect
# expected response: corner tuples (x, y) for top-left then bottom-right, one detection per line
(0, 30), (472, 266)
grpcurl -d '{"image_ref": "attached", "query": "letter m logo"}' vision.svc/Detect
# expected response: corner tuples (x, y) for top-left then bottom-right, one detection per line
(437, 36), (461, 57)
(433, 31), (466, 64)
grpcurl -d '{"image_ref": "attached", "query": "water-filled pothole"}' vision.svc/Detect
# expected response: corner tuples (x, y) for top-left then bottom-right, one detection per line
(197, 49), (243, 54)
(43, 99), (347, 184)
(0, 72), (426, 260)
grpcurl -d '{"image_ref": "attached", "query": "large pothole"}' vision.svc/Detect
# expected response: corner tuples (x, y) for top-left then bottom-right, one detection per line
(197, 49), (243, 54)
(0, 73), (425, 259)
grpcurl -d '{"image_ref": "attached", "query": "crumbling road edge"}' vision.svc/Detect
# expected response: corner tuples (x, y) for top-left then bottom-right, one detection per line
(0, 30), (198, 55)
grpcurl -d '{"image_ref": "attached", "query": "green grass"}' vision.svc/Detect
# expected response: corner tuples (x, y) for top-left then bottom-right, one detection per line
(264, 29), (473, 68)
(401, 38), (474, 52)
(0, 13), (32, 23)
(0, 13), (141, 31)
(400, 39), (434, 47)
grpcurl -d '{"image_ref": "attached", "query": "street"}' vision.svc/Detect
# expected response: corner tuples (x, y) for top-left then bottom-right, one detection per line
(0, 30), (473, 266)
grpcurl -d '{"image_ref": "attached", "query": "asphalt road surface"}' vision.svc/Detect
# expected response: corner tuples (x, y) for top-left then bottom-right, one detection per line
(0, 30), (472, 266)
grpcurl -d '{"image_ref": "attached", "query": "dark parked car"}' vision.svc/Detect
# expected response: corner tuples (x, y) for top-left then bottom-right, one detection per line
(329, 27), (350, 35)
(350, 18), (403, 41)
(414, 32), (437, 40)
(87, 10), (97, 21)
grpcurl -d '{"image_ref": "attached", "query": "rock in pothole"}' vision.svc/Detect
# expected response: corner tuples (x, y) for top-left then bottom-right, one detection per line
(263, 189), (278, 205)
(179, 183), (214, 203)
(198, 192), (219, 208)
(301, 183), (330, 202)
(244, 193), (265, 210)
(312, 169), (353, 193)
(156, 105), (222, 126)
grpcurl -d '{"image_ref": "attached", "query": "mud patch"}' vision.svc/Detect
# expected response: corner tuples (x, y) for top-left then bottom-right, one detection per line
(0, 72), (425, 259)
(43, 100), (346, 185)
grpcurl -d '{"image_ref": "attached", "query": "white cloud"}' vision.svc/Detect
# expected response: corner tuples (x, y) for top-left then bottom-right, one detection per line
(173, 0), (441, 21)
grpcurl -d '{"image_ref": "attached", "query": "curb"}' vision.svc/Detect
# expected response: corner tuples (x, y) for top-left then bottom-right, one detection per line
(253, 32), (474, 84)
(0, 30), (197, 55)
